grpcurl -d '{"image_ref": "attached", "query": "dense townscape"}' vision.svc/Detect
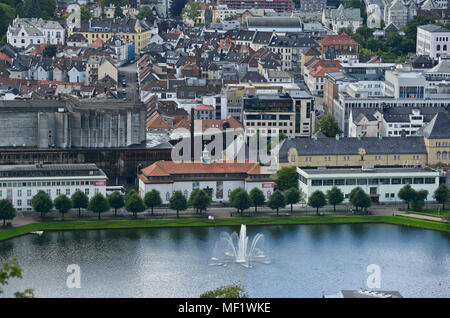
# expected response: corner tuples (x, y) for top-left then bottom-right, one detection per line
(0, 0), (449, 299)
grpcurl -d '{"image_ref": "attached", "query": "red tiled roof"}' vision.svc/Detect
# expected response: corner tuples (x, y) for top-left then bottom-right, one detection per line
(194, 104), (215, 111)
(141, 160), (271, 179)
(318, 34), (357, 45)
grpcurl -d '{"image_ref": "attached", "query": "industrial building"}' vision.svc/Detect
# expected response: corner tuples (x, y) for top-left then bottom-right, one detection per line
(0, 96), (147, 149)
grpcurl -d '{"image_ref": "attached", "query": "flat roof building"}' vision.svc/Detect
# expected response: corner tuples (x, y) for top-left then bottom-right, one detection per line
(0, 163), (107, 211)
(297, 165), (440, 203)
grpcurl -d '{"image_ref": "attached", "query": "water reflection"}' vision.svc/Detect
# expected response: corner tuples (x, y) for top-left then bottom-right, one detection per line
(0, 224), (448, 298)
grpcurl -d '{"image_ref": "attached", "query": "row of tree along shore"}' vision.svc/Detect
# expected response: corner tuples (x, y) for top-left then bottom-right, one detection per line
(1, 182), (449, 226)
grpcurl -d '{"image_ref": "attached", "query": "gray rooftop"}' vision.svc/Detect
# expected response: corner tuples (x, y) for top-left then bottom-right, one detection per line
(0, 163), (106, 178)
(420, 111), (450, 138)
(299, 166), (437, 175)
(279, 136), (427, 162)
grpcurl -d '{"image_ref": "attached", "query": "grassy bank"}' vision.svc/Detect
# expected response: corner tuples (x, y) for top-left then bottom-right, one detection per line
(0, 215), (448, 241)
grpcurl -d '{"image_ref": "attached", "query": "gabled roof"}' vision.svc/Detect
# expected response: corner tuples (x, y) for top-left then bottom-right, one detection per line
(420, 111), (450, 139)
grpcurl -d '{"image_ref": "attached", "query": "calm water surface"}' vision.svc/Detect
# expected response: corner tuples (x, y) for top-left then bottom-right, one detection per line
(0, 224), (449, 298)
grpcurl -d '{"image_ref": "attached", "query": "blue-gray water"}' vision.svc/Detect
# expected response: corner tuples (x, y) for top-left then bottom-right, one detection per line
(0, 224), (449, 298)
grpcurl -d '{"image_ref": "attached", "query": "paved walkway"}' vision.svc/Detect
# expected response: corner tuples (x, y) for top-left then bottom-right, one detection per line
(396, 212), (445, 222)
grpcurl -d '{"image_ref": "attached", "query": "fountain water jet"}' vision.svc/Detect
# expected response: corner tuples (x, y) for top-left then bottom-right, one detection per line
(209, 224), (270, 268)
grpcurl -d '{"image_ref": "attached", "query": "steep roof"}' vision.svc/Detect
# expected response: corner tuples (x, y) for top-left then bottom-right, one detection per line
(420, 111), (450, 139)
(318, 34), (358, 46)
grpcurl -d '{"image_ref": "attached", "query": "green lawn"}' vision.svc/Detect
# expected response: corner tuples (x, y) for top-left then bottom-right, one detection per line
(0, 215), (448, 241)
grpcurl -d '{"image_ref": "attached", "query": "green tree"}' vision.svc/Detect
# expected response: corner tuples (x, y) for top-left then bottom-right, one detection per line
(403, 15), (435, 43)
(53, 194), (72, 220)
(326, 186), (344, 211)
(268, 190), (286, 216)
(229, 188), (251, 214)
(108, 191), (125, 216)
(80, 5), (92, 21)
(411, 189), (428, 212)
(31, 190), (53, 218)
(169, 191), (188, 218)
(71, 190), (88, 217)
(314, 113), (343, 137)
(0, 258), (34, 298)
(43, 45), (57, 57)
(189, 189), (211, 215)
(349, 187), (371, 213)
(275, 166), (298, 191)
(200, 283), (248, 298)
(137, 5), (154, 20)
(170, 0), (187, 18)
(182, 1), (201, 23)
(125, 192), (146, 218)
(114, 6), (124, 18)
(88, 193), (110, 220)
(144, 189), (162, 215)
(101, 0), (129, 7)
(284, 187), (301, 213)
(308, 190), (327, 215)
(433, 184), (449, 209)
(249, 188), (265, 213)
(398, 184), (416, 211)
(0, 199), (16, 227)
(0, 3), (16, 41)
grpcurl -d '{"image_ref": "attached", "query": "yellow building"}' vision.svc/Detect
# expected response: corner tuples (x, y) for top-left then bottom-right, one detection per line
(69, 18), (151, 56)
(279, 134), (428, 169)
(421, 112), (450, 165)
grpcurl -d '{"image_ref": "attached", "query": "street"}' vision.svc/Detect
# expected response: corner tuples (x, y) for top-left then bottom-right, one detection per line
(118, 62), (139, 102)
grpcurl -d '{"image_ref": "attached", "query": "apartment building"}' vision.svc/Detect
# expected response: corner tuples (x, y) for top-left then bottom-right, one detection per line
(417, 24), (450, 59)
(0, 163), (107, 211)
(7, 18), (65, 49)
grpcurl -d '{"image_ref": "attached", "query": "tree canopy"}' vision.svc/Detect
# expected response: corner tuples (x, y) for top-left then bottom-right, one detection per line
(249, 188), (265, 213)
(88, 193), (110, 220)
(229, 188), (251, 214)
(267, 190), (286, 216)
(0, 199), (16, 226)
(53, 195), (72, 220)
(137, 5), (153, 20)
(170, 0), (187, 18)
(125, 192), (146, 217)
(308, 190), (327, 215)
(349, 187), (371, 212)
(71, 190), (88, 217)
(433, 184), (449, 209)
(0, 258), (34, 298)
(169, 191), (188, 218)
(108, 191), (125, 216)
(326, 186), (344, 211)
(188, 189), (211, 214)
(200, 283), (248, 298)
(314, 113), (343, 137)
(284, 187), (301, 213)
(144, 189), (162, 215)
(398, 184), (417, 210)
(275, 167), (298, 191)
(32, 190), (53, 218)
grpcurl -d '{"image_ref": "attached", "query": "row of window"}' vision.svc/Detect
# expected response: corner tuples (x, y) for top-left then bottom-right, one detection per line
(291, 154), (423, 162)
(305, 177), (436, 186)
(0, 188), (99, 201)
(0, 180), (98, 187)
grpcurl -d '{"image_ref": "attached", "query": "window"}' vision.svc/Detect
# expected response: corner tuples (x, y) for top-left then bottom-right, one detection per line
(346, 179), (356, 185)
(390, 193), (395, 198)
(380, 178), (390, 185)
(391, 178), (401, 184)
(56, 189), (61, 196)
(425, 178), (435, 184)
(323, 180), (333, 186)
(357, 179), (367, 185)
(402, 178), (412, 184)
(85, 189), (90, 195)
(334, 179), (345, 186)
(413, 178), (424, 184)
(312, 180), (322, 186)
(66, 189), (70, 196)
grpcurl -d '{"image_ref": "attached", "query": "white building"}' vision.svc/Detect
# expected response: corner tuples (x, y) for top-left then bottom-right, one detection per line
(322, 4), (362, 33)
(417, 24), (450, 60)
(138, 154), (274, 204)
(298, 166), (440, 204)
(0, 163), (107, 211)
(7, 18), (65, 49)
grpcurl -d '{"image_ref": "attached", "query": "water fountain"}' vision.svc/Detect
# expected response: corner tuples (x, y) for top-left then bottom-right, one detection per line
(210, 224), (271, 268)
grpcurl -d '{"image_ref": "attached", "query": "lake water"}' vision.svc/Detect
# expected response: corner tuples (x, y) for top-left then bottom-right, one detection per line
(0, 224), (449, 298)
